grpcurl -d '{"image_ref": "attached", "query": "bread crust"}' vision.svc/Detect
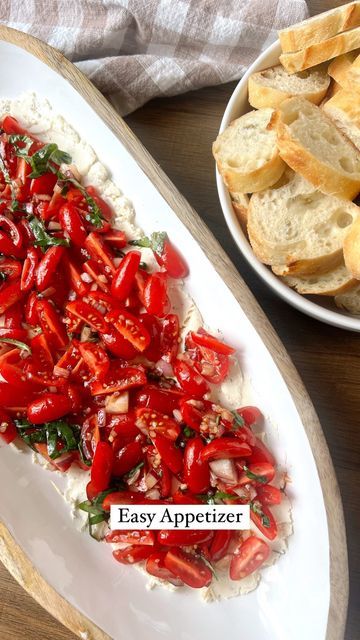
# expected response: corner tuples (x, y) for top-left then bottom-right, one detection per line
(275, 103), (360, 200)
(279, 2), (360, 53)
(335, 284), (360, 313)
(280, 26), (360, 74)
(230, 192), (249, 232)
(283, 265), (357, 296)
(343, 216), (360, 278)
(248, 71), (329, 110)
(328, 51), (359, 90)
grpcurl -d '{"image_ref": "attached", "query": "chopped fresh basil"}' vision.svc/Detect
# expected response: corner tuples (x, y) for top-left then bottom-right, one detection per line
(196, 490), (237, 504)
(57, 173), (104, 228)
(250, 501), (271, 528)
(231, 411), (245, 430)
(28, 215), (69, 249)
(124, 461), (144, 481)
(183, 426), (196, 438)
(130, 231), (167, 256)
(15, 418), (80, 460)
(243, 465), (268, 484)
(0, 338), (31, 354)
(8, 134), (34, 158)
(27, 143), (71, 178)
(199, 554), (218, 580)
(0, 271), (7, 282)
(213, 491), (238, 502)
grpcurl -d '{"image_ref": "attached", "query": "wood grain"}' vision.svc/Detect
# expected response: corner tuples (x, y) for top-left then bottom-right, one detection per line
(0, 1), (356, 639)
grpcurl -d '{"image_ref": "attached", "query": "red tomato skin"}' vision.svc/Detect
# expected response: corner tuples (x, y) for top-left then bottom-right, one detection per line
(0, 259), (22, 281)
(0, 280), (24, 315)
(134, 385), (183, 415)
(36, 246), (66, 292)
(106, 529), (155, 546)
(25, 292), (39, 325)
(200, 438), (252, 462)
(184, 437), (211, 494)
(2, 115), (29, 135)
(143, 272), (169, 317)
(173, 359), (209, 398)
(135, 407), (180, 441)
(157, 530), (213, 546)
(66, 300), (107, 333)
(90, 363), (147, 395)
(237, 406), (263, 426)
(59, 203), (87, 247)
(256, 484), (282, 506)
(21, 248), (39, 292)
(112, 440), (143, 477)
(91, 441), (113, 492)
(209, 530), (232, 562)
(164, 547), (212, 588)
(0, 408), (17, 444)
(230, 536), (270, 580)
(248, 437), (276, 466)
(160, 314), (179, 363)
(27, 393), (72, 424)
(101, 327), (138, 359)
(146, 551), (183, 586)
(155, 239), (188, 279)
(78, 342), (110, 379)
(190, 330), (235, 355)
(30, 173), (57, 195)
(250, 502), (278, 540)
(154, 435), (183, 474)
(105, 308), (151, 352)
(113, 546), (154, 564)
(85, 232), (115, 274)
(36, 299), (68, 349)
(111, 250), (141, 300)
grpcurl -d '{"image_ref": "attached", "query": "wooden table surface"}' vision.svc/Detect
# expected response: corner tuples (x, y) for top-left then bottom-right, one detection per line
(1, 1), (359, 639)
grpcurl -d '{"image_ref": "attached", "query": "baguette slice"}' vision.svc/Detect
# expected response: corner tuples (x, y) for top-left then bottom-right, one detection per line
(283, 262), (356, 295)
(323, 88), (360, 150)
(279, 2), (360, 53)
(248, 64), (330, 109)
(276, 97), (360, 200)
(343, 215), (360, 278)
(328, 50), (359, 90)
(247, 169), (360, 276)
(229, 192), (249, 230)
(212, 109), (285, 193)
(335, 284), (360, 314)
(280, 26), (360, 74)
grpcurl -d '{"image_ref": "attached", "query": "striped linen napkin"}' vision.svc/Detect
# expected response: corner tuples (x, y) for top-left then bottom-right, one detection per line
(1, 0), (308, 114)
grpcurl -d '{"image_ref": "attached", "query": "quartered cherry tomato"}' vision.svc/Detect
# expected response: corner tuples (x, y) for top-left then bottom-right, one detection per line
(200, 438), (252, 462)
(21, 248), (39, 292)
(36, 246), (66, 292)
(36, 299), (68, 348)
(157, 530), (213, 546)
(78, 341), (110, 379)
(230, 536), (270, 580)
(146, 551), (183, 586)
(153, 235), (188, 279)
(250, 500), (278, 540)
(90, 363), (147, 395)
(27, 393), (72, 424)
(111, 250), (141, 300)
(210, 530), (232, 562)
(113, 546), (154, 564)
(184, 437), (210, 494)
(154, 435), (183, 474)
(112, 440), (143, 477)
(105, 308), (151, 352)
(135, 408), (180, 441)
(59, 203), (87, 247)
(143, 272), (169, 317)
(66, 300), (107, 333)
(91, 441), (113, 492)
(0, 408), (17, 444)
(164, 547), (212, 588)
(173, 359), (209, 398)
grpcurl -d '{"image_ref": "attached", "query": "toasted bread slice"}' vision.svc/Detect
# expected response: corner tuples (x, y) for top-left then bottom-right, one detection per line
(276, 97), (360, 200)
(335, 284), (360, 314)
(229, 192), (249, 230)
(248, 64), (330, 109)
(279, 2), (360, 53)
(343, 215), (360, 278)
(212, 109), (285, 193)
(328, 51), (359, 90)
(323, 88), (360, 150)
(247, 169), (360, 276)
(283, 262), (356, 296)
(280, 26), (360, 74)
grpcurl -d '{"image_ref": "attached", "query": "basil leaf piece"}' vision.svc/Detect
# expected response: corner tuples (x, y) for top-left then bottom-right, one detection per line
(8, 134), (34, 158)
(130, 231), (167, 256)
(57, 173), (104, 228)
(28, 143), (72, 178)
(231, 411), (245, 430)
(28, 215), (69, 249)
(243, 465), (268, 484)
(250, 501), (271, 528)
(124, 461), (144, 481)
(0, 338), (31, 354)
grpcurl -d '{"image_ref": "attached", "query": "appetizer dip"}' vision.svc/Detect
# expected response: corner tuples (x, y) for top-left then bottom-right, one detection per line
(0, 93), (291, 598)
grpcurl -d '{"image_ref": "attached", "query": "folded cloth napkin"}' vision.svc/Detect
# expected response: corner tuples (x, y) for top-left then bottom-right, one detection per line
(1, 0), (308, 114)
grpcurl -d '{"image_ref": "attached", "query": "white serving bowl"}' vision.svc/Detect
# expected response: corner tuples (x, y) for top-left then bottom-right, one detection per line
(216, 40), (360, 332)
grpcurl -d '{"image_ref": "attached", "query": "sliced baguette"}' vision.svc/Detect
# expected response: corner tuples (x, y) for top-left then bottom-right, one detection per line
(343, 215), (360, 278)
(335, 284), (360, 314)
(248, 64), (330, 109)
(212, 109), (285, 193)
(279, 2), (360, 53)
(283, 262), (356, 296)
(280, 26), (360, 74)
(328, 50), (359, 90)
(323, 88), (360, 150)
(229, 192), (249, 230)
(247, 169), (360, 276)
(276, 97), (360, 200)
